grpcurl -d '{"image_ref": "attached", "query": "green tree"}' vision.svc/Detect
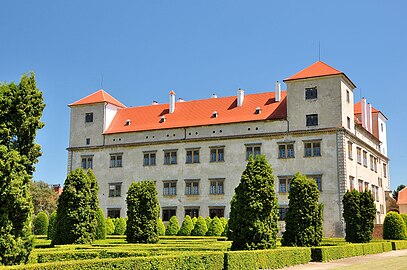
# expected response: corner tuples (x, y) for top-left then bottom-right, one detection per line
(0, 73), (45, 265)
(157, 218), (165, 236)
(52, 169), (99, 245)
(400, 214), (407, 228)
(126, 181), (159, 243)
(207, 216), (223, 236)
(383, 212), (406, 240)
(165, 216), (180, 236)
(47, 211), (57, 240)
(95, 208), (106, 240)
(393, 185), (406, 201)
(105, 218), (115, 235)
(33, 212), (49, 235)
(178, 215), (194, 236)
(30, 181), (58, 216)
(281, 173), (322, 247)
(191, 216), (208, 236)
(114, 218), (126, 235)
(342, 189), (376, 243)
(228, 155), (278, 250)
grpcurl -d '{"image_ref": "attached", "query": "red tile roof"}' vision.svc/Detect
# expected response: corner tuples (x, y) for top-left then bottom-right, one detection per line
(354, 101), (380, 114)
(397, 187), (407, 205)
(104, 91), (287, 134)
(69, 89), (126, 108)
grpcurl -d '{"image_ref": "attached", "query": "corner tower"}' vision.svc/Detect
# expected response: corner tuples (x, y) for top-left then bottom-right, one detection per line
(283, 61), (356, 132)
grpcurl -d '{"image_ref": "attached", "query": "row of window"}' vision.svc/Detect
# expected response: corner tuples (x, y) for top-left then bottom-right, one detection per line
(349, 176), (381, 202)
(347, 142), (387, 177)
(162, 207), (225, 221)
(305, 87), (351, 103)
(81, 141), (323, 169)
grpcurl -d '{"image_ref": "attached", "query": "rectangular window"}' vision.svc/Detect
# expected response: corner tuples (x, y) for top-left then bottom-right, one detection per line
(278, 143), (295, 158)
(358, 179), (364, 192)
(363, 151), (368, 167)
(370, 155), (375, 171)
(308, 175), (322, 191)
(108, 182), (122, 197)
(209, 207), (225, 218)
(306, 114), (319, 126)
(374, 158), (378, 172)
(305, 87), (317, 99)
(364, 182), (369, 191)
(357, 147), (362, 164)
(185, 208), (199, 218)
(163, 181), (177, 196)
(210, 147), (225, 162)
(349, 176), (355, 191)
(81, 156), (93, 169)
(107, 208), (120, 218)
(162, 208), (176, 222)
(164, 150), (177, 165)
(378, 177), (383, 188)
(347, 117), (351, 129)
(110, 154), (123, 168)
(380, 204), (384, 214)
(186, 149), (200, 164)
(143, 152), (156, 166)
(346, 90), (350, 103)
(246, 144), (261, 160)
(383, 163), (387, 178)
(279, 177), (291, 193)
(304, 141), (321, 157)
(185, 180), (199, 195)
(86, 138), (91, 145)
(278, 207), (289, 221)
(85, 112), (93, 123)
(210, 179), (224, 195)
(348, 142), (353, 160)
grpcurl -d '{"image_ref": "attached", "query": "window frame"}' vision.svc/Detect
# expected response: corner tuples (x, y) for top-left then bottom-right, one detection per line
(278, 142), (295, 159)
(184, 208), (199, 218)
(362, 150), (368, 167)
(186, 148), (200, 164)
(107, 208), (121, 218)
(349, 176), (355, 191)
(110, 153), (123, 168)
(185, 179), (200, 195)
(348, 142), (353, 160)
(306, 114), (318, 127)
(278, 177), (291, 193)
(209, 207), (225, 218)
(81, 155), (93, 169)
(305, 87), (317, 100)
(245, 143), (262, 160)
(85, 112), (93, 123)
(356, 147), (362, 164)
(303, 140), (321, 157)
(143, 151), (157, 166)
(163, 181), (177, 196)
(210, 146), (225, 162)
(162, 208), (176, 222)
(164, 150), (177, 165)
(209, 178), (225, 195)
(108, 182), (122, 198)
(308, 175), (322, 192)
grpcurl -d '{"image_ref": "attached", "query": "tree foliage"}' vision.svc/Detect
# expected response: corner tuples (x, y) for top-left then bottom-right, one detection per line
(33, 212), (49, 235)
(342, 189), (376, 243)
(228, 155), (279, 250)
(0, 73), (45, 265)
(383, 212), (406, 240)
(157, 218), (165, 236)
(281, 173), (323, 247)
(52, 169), (99, 245)
(47, 211), (57, 240)
(95, 208), (106, 240)
(30, 181), (58, 216)
(165, 216), (180, 236)
(207, 216), (224, 236)
(178, 215), (194, 236)
(191, 216), (208, 236)
(393, 185), (406, 201)
(114, 218), (126, 235)
(126, 181), (159, 243)
(400, 214), (407, 228)
(105, 218), (115, 235)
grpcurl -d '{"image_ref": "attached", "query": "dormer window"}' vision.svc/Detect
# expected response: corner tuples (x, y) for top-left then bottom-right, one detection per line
(305, 87), (317, 100)
(160, 116), (166, 123)
(85, 112), (93, 123)
(255, 107), (262, 114)
(125, 119), (131, 126)
(212, 111), (218, 118)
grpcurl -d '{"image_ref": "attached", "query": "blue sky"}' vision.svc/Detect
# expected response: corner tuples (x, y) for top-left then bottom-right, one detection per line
(0, 1), (405, 190)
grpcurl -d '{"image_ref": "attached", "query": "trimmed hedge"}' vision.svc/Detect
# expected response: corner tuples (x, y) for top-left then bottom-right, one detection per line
(224, 247), (311, 270)
(5, 252), (224, 270)
(391, 240), (407, 250)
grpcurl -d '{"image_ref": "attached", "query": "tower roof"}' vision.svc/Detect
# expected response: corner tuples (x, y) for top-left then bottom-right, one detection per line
(284, 61), (356, 88)
(69, 89), (126, 108)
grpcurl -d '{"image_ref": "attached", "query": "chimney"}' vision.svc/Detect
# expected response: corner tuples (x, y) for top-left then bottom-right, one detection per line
(361, 98), (367, 129)
(367, 103), (373, 133)
(152, 101), (159, 105)
(178, 98), (185, 102)
(237, 88), (244, 107)
(211, 94), (217, 98)
(169, 90), (176, 113)
(275, 81), (281, 102)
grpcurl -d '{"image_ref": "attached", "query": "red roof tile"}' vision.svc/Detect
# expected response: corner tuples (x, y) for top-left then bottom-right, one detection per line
(354, 101), (379, 114)
(284, 61), (343, 81)
(69, 89), (126, 108)
(397, 187), (407, 204)
(104, 91), (287, 134)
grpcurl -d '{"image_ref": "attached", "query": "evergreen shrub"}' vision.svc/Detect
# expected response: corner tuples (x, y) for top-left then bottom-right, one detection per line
(383, 212), (406, 240)
(105, 218), (115, 235)
(157, 218), (166, 236)
(95, 208), (106, 240)
(191, 216), (208, 236)
(178, 215), (194, 236)
(34, 212), (49, 235)
(47, 211), (57, 240)
(114, 218), (126, 235)
(165, 216), (180, 236)
(207, 217), (223, 236)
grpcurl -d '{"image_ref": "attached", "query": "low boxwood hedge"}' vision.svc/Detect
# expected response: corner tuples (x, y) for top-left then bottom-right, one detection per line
(224, 247), (311, 270)
(391, 240), (407, 250)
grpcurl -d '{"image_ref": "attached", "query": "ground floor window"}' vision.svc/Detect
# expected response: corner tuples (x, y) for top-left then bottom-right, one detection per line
(107, 208), (121, 218)
(185, 208), (199, 218)
(162, 208), (176, 221)
(209, 207), (225, 218)
(278, 207), (289, 221)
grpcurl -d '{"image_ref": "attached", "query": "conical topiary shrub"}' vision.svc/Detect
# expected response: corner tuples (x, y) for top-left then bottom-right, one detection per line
(106, 218), (115, 235)
(95, 208), (107, 240)
(47, 211), (57, 240)
(191, 216), (208, 236)
(165, 216), (180, 236)
(157, 218), (165, 236)
(178, 215), (194, 236)
(34, 211), (49, 235)
(114, 218), (126, 235)
(207, 216), (223, 236)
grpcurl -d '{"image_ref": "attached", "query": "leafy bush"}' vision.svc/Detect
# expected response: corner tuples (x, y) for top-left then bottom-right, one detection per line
(126, 181), (159, 243)
(228, 155), (278, 250)
(207, 217), (223, 236)
(342, 189), (376, 243)
(383, 212), (406, 240)
(178, 215), (194, 236)
(95, 208), (106, 240)
(105, 218), (115, 235)
(34, 211), (49, 235)
(191, 216), (208, 236)
(47, 211), (57, 240)
(391, 240), (407, 250)
(114, 218), (127, 235)
(192, 217), (197, 226)
(400, 214), (407, 227)
(165, 216), (180, 236)
(282, 173), (322, 247)
(205, 217), (212, 229)
(222, 222), (229, 236)
(225, 247), (311, 270)
(157, 218), (165, 236)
